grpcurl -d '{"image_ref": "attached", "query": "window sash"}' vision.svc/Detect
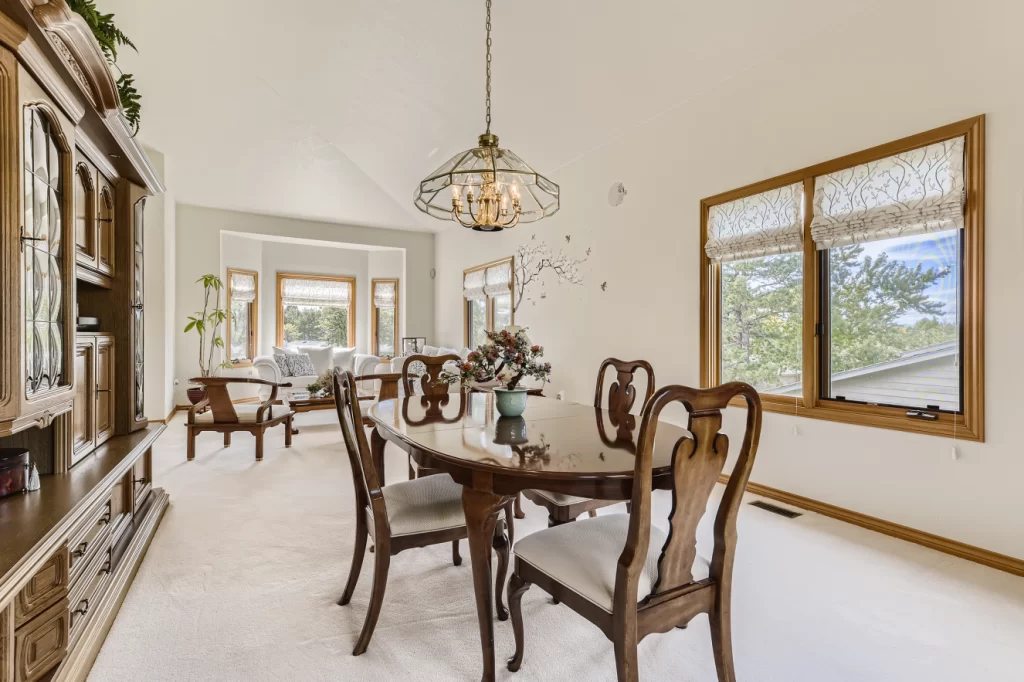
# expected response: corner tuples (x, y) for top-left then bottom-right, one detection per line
(464, 258), (515, 347)
(699, 117), (984, 441)
(226, 268), (258, 363)
(372, 279), (399, 358)
(276, 273), (356, 349)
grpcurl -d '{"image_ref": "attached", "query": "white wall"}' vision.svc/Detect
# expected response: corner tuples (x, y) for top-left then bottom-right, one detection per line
(175, 205), (433, 405)
(436, 3), (1024, 559)
(258, 241), (370, 353)
(142, 147), (176, 422)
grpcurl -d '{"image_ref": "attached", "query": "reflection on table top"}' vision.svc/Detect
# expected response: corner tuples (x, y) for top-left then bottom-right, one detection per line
(369, 394), (687, 476)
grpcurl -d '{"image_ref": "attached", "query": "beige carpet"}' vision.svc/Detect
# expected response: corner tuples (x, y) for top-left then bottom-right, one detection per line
(88, 410), (1024, 681)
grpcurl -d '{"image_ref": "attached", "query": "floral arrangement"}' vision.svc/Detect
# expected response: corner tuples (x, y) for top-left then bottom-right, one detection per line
(305, 369), (337, 398)
(437, 327), (551, 390)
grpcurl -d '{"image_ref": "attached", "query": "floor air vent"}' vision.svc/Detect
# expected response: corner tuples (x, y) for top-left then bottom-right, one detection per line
(749, 500), (802, 518)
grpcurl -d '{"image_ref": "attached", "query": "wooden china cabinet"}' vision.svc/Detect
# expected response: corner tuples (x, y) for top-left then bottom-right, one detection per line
(0, 2), (168, 681)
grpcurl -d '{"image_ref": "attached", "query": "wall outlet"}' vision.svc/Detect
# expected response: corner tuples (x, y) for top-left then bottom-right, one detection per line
(556, 391), (566, 401)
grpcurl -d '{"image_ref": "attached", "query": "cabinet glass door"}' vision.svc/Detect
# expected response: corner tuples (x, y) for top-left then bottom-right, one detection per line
(133, 198), (145, 420)
(24, 108), (66, 395)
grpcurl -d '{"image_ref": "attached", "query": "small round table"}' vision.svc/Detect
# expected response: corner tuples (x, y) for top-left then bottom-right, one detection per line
(369, 392), (680, 682)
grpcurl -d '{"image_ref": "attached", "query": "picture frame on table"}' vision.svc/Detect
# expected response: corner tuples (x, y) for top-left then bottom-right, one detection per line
(401, 337), (426, 355)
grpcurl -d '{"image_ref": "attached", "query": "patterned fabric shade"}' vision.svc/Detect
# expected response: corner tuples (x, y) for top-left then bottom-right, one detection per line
(374, 280), (396, 307)
(463, 268), (487, 301)
(705, 183), (804, 263)
(280, 277), (350, 308)
(810, 137), (965, 249)
(484, 261), (512, 297)
(230, 272), (256, 304)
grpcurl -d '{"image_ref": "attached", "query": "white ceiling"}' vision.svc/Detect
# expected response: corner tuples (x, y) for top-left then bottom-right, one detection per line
(103, 0), (872, 232)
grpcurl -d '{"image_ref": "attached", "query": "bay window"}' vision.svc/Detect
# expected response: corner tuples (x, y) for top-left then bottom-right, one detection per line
(226, 268), (258, 364)
(372, 279), (399, 358)
(276, 273), (356, 349)
(701, 117), (984, 440)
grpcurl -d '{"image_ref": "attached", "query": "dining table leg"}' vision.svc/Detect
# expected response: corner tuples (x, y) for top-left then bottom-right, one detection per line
(462, 487), (511, 682)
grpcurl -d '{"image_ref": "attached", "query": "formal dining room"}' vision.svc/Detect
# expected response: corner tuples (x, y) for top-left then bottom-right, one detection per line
(0, 1), (1022, 681)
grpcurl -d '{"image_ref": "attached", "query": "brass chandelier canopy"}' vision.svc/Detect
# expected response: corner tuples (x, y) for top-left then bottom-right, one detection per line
(413, 0), (559, 232)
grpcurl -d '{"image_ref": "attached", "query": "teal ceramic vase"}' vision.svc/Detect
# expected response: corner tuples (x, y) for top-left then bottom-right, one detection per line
(493, 387), (529, 417)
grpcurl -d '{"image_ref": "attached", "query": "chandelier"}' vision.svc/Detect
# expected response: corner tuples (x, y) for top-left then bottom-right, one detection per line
(414, 0), (559, 232)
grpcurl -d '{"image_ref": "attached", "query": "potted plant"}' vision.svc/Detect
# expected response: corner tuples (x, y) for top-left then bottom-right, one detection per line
(437, 327), (551, 417)
(183, 274), (233, 403)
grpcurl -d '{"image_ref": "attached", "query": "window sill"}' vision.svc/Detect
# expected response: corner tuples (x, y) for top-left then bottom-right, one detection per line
(750, 395), (983, 442)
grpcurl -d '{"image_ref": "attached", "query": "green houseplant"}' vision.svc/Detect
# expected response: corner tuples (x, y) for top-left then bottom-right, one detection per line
(183, 275), (232, 403)
(66, 0), (142, 134)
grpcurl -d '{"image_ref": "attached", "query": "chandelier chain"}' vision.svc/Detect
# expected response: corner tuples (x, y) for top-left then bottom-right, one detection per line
(485, 0), (492, 134)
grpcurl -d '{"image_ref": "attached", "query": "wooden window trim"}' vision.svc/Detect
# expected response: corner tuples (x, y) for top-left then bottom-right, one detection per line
(371, 278), (399, 359)
(700, 115), (985, 441)
(462, 256), (515, 347)
(275, 272), (356, 349)
(225, 267), (258, 366)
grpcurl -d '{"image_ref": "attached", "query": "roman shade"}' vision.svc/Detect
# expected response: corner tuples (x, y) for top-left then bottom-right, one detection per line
(230, 272), (256, 304)
(484, 261), (513, 297)
(280, 277), (351, 308)
(705, 182), (804, 262)
(463, 268), (487, 301)
(373, 281), (396, 307)
(810, 137), (965, 249)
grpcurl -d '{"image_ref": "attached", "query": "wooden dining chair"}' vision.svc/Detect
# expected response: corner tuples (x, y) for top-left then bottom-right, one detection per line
(522, 358), (655, 525)
(507, 382), (762, 682)
(333, 370), (514, 655)
(401, 353), (460, 479)
(185, 377), (295, 462)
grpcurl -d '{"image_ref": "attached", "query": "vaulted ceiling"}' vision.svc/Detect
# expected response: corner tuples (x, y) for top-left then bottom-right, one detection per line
(103, 0), (873, 232)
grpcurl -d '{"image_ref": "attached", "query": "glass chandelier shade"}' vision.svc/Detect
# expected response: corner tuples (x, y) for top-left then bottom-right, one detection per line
(414, 133), (559, 231)
(413, 0), (559, 232)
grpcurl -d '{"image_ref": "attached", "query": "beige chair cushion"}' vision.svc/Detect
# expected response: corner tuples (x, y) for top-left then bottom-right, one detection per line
(366, 474), (467, 537)
(514, 514), (709, 613)
(194, 404), (279, 424)
(529, 489), (591, 506)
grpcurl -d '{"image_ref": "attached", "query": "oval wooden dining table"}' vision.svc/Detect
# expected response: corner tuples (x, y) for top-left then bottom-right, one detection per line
(368, 392), (682, 682)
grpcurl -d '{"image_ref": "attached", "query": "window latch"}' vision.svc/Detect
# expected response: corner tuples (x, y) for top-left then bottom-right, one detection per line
(906, 410), (938, 421)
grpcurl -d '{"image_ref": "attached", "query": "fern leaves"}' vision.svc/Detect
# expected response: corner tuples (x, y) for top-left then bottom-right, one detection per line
(66, 0), (142, 134)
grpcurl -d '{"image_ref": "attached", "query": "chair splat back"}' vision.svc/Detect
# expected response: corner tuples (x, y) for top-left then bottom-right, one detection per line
(594, 358), (656, 413)
(402, 354), (461, 397)
(332, 370), (387, 531)
(620, 382), (762, 605)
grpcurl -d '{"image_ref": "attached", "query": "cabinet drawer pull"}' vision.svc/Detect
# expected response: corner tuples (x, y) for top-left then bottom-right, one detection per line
(98, 509), (112, 525)
(73, 541), (88, 558)
(74, 598), (90, 616)
(135, 477), (148, 486)
(101, 558), (112, 575)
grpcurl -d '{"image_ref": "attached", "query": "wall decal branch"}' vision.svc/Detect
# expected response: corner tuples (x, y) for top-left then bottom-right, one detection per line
(513, 241), (589, 312)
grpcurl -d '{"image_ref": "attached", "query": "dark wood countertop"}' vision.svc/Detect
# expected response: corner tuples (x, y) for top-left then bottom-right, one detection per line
(0, 426), (165, 605)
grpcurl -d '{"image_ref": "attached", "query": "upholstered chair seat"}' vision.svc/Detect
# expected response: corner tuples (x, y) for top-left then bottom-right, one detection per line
(514, 514), (710, 612)
(528, 489), (591, 507)
(367, 473), (474, 538)
(193, 403), (276, 424)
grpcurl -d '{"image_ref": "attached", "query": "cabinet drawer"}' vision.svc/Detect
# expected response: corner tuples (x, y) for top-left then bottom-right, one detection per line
(67, 494), (116, 583)
(14, 599), (68, 682)
(68, 545), (112, 648)
(14, 547), (68, 628)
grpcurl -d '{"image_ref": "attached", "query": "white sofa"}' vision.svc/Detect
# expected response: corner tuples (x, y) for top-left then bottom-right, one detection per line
(254, 346), (383, 399)
(253, 344), (473, 399)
